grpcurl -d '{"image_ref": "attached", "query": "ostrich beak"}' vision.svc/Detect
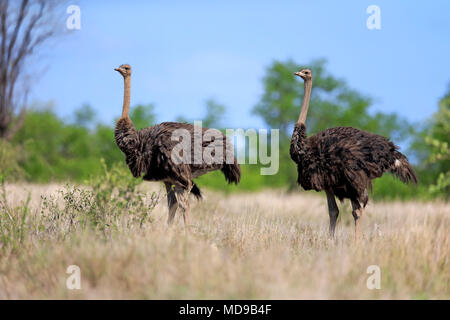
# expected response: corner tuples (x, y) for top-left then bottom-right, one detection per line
(294, 71), (303, 77)
(114, 68), (120, 72)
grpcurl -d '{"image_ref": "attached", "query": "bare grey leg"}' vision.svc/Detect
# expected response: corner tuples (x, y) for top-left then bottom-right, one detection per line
(326, 190), (339, 238)
(165, 182), (178, 225)
(174, 185), (192, 229)
(351, 200), (363, 241)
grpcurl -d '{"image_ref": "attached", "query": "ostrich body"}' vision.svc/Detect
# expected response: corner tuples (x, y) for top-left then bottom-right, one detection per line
(290, 69), (417, 239)
(114, 64), (240, 226)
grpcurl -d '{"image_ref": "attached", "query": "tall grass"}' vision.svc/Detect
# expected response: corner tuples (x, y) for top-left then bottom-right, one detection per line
(0, 160), (159, 252)
(0, 180), (30, 252)
(0, 175), (448, 299)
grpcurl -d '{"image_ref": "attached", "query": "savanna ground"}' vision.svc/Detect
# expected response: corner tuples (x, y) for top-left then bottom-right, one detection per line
(0, 173), (448, 299)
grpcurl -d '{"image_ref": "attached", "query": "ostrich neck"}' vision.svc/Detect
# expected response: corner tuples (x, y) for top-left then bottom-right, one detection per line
(297, 79), (312, 125)
(121, 76), (131, 119)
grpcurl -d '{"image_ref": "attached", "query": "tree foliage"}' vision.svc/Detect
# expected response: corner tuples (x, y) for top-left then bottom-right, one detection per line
(11, 102), (156, 182)
(425, 85), (450, 197)
(129, 104), (156, 130)
(177, 98), (226, 129)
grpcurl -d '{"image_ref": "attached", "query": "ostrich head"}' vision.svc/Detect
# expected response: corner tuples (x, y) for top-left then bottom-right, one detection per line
(114, 64), (132, 78)
(294, 68), (312, 81)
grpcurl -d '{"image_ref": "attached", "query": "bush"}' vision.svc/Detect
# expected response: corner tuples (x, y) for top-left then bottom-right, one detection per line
(40, 159), (160, 238)
(371, 175), (429, 201)
(0, 139), (25, 181)
(0, 159), (161, 253)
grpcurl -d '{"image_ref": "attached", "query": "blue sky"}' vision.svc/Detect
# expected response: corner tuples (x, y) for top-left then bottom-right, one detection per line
(31, 0), (450, 129)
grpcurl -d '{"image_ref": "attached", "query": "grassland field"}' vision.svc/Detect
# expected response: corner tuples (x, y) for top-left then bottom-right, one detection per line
(0, 183), (448, 299)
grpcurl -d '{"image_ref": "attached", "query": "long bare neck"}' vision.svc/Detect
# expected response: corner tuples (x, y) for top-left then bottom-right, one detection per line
(297, 79), (312, 125)
(121, 76), (131, 118)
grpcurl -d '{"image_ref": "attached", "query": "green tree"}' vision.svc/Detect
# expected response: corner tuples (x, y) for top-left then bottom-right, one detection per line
(92, 124), (123, 168)
(129, 104), (156, 130)
(176, 98), (226, 129)
(0, 139), (25, 181)
(425, 85), (450, 197)
(13, 105), (66, 181)
(12, 103), (158, 182)
(74, 104), (96, 128)
(202, 99), (226, 128)
(12, 104), (102, 181)
(253, 58), (411, 138)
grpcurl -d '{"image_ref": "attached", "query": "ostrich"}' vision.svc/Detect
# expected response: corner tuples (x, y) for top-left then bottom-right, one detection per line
(114, 64), (240, 227)
(290, 68), (417, 239)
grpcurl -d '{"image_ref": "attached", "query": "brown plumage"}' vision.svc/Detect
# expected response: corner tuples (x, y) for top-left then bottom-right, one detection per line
(114, 64), (240, 226)
(290, 69), (417, 239)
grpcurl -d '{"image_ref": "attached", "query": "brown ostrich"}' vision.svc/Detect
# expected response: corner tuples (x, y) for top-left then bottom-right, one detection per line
(290, 68), (417, 239)
(114, 64), (240, 227)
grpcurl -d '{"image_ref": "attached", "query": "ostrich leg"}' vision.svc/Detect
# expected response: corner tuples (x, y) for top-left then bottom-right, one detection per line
(325, 190), (339, 238)
(175, 186), (192, 228)
(351, 200), (363, 240)
(165, 182), (179, 225)
(165, 183), (191, 228)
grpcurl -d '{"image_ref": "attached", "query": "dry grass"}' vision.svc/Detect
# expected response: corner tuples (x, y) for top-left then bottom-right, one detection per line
(0, 183), (449, 299)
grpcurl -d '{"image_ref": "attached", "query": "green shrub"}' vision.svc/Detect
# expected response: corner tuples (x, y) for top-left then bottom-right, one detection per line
(39, 159), (160, 239)
(371, 175), (430, 201)
(0, 140), (25, 181)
